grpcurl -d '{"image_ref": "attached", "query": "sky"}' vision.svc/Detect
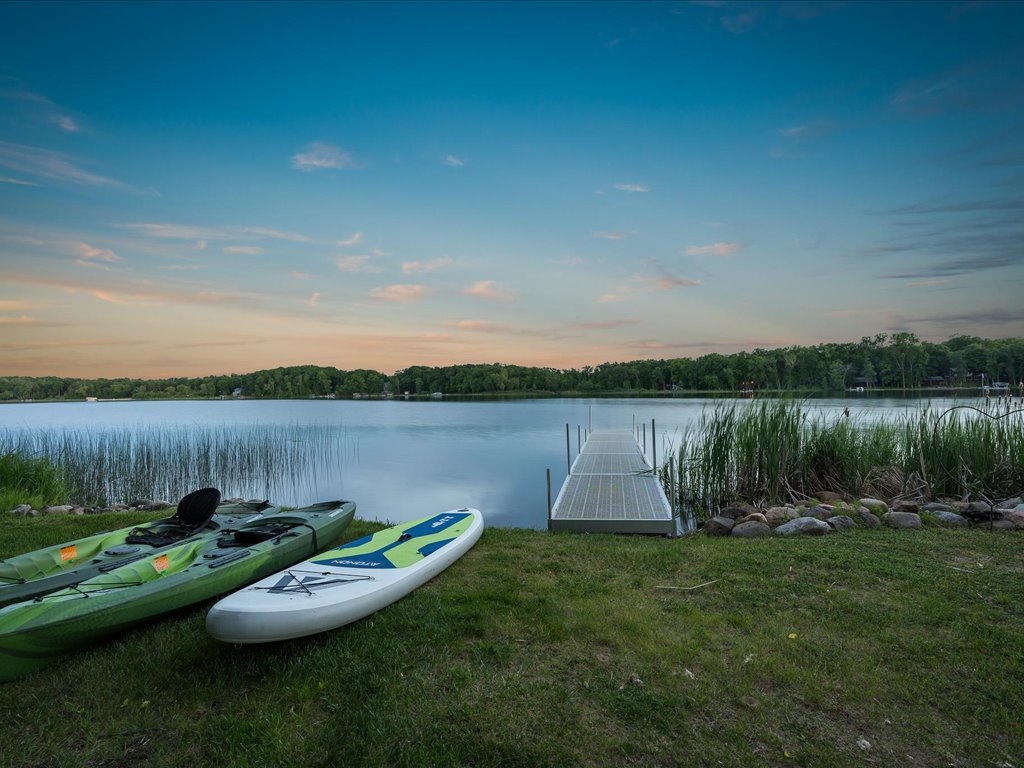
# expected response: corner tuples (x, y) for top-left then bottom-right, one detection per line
(0, 0), (1022, 378)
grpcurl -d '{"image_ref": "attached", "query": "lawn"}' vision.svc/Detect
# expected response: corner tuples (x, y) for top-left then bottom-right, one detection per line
(1, 513), (1021, 767)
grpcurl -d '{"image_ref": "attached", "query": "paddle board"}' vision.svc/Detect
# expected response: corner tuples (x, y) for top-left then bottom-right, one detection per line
(206, 508), (483, 643)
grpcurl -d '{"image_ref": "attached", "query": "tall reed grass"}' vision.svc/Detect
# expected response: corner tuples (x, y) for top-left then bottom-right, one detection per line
(662, 400), (1024, 522)
(0, 425), (344, 507)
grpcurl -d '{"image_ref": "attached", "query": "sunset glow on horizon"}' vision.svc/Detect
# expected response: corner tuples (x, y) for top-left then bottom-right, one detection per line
(1, 1), (1022, 378)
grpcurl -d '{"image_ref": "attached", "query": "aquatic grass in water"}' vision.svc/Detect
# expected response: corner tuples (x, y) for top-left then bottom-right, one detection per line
(664, 400), (1024, 520)
(0, 425), (345, 506)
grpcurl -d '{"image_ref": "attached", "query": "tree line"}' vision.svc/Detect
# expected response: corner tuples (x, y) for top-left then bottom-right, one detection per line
(2, 334), (1022, 402)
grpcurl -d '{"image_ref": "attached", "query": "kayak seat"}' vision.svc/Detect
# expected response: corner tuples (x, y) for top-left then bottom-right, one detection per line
(125, 487), (222, 547)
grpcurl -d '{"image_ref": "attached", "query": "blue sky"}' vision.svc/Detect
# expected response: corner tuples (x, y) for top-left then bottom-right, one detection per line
(1, 1), (1022, 377)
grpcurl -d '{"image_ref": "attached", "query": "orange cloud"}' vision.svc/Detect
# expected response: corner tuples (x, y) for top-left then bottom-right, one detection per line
(463, 280), (514, 302)
(370, 284), (427, 303)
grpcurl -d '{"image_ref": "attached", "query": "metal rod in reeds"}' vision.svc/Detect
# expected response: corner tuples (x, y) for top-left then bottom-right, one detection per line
(546, 467), (552, 531)
(566, 423), (571, 475)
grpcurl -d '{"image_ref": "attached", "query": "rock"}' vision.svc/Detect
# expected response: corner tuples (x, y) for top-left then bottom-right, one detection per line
(1004, 510), (1024, 529)
(8, 504), (32, 515)
(128, 499), (154, 509)
(858, 507), (881, 527)
(739, 512), (769, 526)
(719, 505), (750, 521)
(800, 505), (833, 520)
(765, 507), (796, 527)
(150, 501), (173, 511)
(41, 504), (73, 515)
(977, 519), (1016, 531)
(70, 507), (86, 516)
(883, 511), (922, 529)
(109, 504), (128, 511)
(859, 498), (888, 514)
(775, 517), (832, 536)
(999, 496), (1022, 508)
(827, 515), (856, 532)
(85, 507), (106, 514)
(963, 501), (995, 521)
(926, 510), (969, 527)
(921, 502), (952, 512)
(813, 490), (844, 503)
(705, 516), (735, 536)
(892, 500), (920, 513)
(731, 521), (771, 538)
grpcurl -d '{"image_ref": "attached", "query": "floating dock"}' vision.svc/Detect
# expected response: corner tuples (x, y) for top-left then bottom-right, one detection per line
(549, 430), (676, 536)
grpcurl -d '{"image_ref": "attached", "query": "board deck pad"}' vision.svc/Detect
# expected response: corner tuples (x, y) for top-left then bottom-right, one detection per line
(311, 512), (473, 569)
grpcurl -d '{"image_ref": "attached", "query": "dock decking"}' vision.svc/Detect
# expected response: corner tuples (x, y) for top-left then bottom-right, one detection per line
(549, 430), (676, 536)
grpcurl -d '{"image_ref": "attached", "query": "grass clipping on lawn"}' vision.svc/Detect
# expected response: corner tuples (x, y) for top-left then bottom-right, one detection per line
(1, 513), (1022, 768)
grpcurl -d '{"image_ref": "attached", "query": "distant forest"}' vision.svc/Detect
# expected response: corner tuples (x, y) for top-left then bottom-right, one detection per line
(3, 334), (1023, 402)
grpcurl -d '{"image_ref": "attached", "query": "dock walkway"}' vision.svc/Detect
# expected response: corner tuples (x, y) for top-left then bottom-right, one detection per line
(549, 430), (675, 536)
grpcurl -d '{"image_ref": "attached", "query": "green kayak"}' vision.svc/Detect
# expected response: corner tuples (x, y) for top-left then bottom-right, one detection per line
(0, 489), (277, 609)
(0, 500), (356, 683)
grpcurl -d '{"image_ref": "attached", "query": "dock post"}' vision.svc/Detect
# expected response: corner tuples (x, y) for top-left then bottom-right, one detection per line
(642, 422), (646, 458)
(546, 468), (552, 531)
(589, 405), (592, 431)
(577, 425), (581, 454)
(652, 419), (657, 469)
(566, 423), (571, 475)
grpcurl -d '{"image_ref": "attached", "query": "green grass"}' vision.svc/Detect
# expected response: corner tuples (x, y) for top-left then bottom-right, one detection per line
(0, 425), (344, 507)
(664, 401), (1024, 521)
(0, 448), (68, 512)
(1, 514), (1021, 767)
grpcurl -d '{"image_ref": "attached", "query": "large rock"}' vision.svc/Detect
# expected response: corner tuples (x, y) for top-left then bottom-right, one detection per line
(732, 521), (771, 538)
(739, 512), (769, 526)
(765, 507), (796, 527)
(860, 498), (888, 514)
(858, 507), (881, 527)
(775, 517), (832, 536)
(800, 505), (833, 521)
(719, 505), (752, 521)
(128, 499), (154, 508)
(705, 516), (735, 536)
(999, 496), (1022, 509)
(921, 502), (952, 513)
(883, 511), (922, 529)
(1005, 510), (1024, 529)
(963, 501), (996, 521)
(8, 504), (32, 515)
(927, 510), (969, 527)
(41, 504), (73, 515)
(826, 515), (856, 532)
(892, 500), (920, 513)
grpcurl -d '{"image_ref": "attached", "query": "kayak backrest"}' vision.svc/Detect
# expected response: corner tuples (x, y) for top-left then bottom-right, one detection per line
(174, 488), (221, 530)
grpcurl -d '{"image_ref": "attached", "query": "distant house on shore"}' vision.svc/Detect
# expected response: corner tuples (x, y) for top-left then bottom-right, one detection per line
(231, 387), (243, 399)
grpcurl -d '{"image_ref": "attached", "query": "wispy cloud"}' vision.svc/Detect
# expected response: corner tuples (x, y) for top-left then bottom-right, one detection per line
(309, 292), (321, 306)
(0, 175), (40, 186)
(685, 242), (742, 257)
(370, 284), (427, 303)
(721, 9), (760, 34)
(54, 115), (79, 132)
(402, 257), (453, 274)
(291, 142), (358, 172)
(444, 154), (466, 167)
(593, 231), (631, 240)
(462, 280), (515, 302)
(336, 255), (381, 273)
(907, 278), (952, 287)
(597, 292), (627, 303)
(613, 183), (649, 193)
(567, 319), (641, 331)
(337, 232), (363, 246)
(0, 300), (40, 311)
(442, 319), (514, 333)
(0, 141), (149, 192)
(634, 273), (702, 289)
(73, 242), (121, 270)
(3, 89), (81, 133)
(779, 120), (838, 140)
(223, 245), (265, 255)
(291, 270), (312, 280)
(120, 222), (312, 243)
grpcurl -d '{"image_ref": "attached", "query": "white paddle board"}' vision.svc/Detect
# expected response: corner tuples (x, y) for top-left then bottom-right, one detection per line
(206, 508), (483, 643)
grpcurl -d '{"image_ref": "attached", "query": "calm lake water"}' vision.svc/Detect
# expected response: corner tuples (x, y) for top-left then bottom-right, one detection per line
(0, 395), (985, 529)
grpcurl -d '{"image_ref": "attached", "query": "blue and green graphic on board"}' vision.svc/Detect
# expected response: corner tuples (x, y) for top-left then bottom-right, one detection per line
(312, 512), (473, 569)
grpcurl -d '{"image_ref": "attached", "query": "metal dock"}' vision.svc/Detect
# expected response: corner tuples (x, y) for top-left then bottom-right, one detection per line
(549, 429), (676, 536)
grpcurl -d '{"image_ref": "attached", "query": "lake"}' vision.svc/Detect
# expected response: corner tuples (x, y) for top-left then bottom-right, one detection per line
(0, 395), (984, 529)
